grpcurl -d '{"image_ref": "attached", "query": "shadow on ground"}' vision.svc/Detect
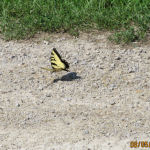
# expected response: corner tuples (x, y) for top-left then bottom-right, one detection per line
(53, 72), (81, 83)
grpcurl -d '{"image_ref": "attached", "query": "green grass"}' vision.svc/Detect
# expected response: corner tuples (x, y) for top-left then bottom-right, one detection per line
(0, 0), (149, 43)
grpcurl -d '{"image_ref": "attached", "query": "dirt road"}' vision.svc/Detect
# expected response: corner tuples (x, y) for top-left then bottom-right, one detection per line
(0, 32), (150, 150)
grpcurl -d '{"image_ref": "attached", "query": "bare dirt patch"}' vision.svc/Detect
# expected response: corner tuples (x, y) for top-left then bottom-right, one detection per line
(0, 32), (150, 149)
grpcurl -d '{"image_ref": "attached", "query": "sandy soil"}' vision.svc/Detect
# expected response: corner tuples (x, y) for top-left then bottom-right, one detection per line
(0, 32), (150, 150)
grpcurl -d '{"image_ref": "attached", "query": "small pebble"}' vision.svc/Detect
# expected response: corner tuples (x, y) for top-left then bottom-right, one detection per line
(115, 56), (121, 60)
(43, 40), (49, 45)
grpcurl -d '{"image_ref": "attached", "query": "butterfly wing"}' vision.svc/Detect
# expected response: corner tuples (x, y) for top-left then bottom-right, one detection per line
(41, 48), (69, 72)
(51, 48), (66, 71)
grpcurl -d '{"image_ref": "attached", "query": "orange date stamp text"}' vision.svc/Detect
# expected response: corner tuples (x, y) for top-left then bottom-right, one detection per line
(130, 141), (150, 148)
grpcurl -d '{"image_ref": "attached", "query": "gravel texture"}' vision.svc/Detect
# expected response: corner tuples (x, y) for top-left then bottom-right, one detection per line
(0, 32), (150, 150)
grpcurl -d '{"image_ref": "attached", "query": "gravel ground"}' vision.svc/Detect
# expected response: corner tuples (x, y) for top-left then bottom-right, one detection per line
(0, 32), (150, 150)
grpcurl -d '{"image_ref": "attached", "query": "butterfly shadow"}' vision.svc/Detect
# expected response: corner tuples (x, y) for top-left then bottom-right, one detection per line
(53, 72), (81, 83)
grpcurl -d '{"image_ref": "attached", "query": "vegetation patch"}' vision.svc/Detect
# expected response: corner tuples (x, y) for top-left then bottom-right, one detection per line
(0, 0), (149, 43)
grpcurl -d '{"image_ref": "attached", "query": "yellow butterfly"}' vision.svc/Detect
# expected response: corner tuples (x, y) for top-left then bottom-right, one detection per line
(41, 48), (69, 72)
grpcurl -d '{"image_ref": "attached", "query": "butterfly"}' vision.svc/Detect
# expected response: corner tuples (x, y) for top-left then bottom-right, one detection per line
(41, 48), (69, 72)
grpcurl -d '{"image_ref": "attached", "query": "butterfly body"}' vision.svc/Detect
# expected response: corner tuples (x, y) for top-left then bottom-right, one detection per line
(41, 48), (69, 72)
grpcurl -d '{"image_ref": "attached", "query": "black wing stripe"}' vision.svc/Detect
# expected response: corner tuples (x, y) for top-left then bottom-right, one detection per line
(51, 62), (57, 66)
(51, 58), (55, 61)
(52, 48), (63, 61)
